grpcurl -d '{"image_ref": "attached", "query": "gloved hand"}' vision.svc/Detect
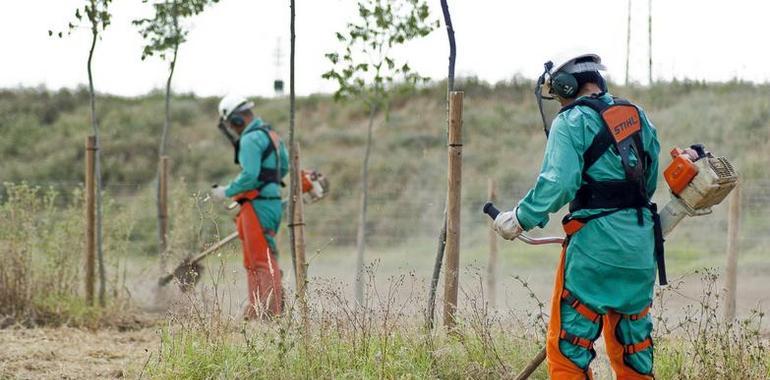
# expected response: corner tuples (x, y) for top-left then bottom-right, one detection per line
(493, 208), (524, 240)
(210, 184), (227, 201)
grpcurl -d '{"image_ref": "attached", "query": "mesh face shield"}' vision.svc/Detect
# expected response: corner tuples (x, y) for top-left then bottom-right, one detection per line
(534, 61), (555, 137)
(217, 119), (239, 148)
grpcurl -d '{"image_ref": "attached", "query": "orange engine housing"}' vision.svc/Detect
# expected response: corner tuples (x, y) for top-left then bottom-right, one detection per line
(664, 148), (699, 195)
(300, 170), (313, 193)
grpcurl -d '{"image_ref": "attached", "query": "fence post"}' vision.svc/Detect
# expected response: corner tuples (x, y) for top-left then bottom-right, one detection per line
(291, 142), (309, 329)
(159, 155), (170, 259)
(724, 183), (741, 321)
(84, 136), (96, 306)
(443, 91), (464, 328)
(486, 178), (498, 307)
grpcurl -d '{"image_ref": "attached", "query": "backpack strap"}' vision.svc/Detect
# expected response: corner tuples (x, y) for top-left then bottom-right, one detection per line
(234, 125), (284, 189)
(559, 95), (614, 179)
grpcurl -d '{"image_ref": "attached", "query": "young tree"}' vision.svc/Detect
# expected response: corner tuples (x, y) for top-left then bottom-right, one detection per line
(134, 0), (219, 263)
(426, 0), (456, 329)
(323, 0), (437, 304)
(288, 0), (298, 278)
(50, 0), (113, 307)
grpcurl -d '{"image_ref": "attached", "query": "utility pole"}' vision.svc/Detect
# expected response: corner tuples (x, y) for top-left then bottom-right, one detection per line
(274, 37), (285, 97)
(648, 0), (653, 85)
(625, 0), (632, 85)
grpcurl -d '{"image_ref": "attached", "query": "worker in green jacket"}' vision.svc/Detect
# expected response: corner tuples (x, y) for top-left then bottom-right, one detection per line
(212, 94), (289, 319)
(493, 54), (661, 379)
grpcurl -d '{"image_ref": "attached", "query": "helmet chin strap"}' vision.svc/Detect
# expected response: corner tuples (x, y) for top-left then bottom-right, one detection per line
(534, 61), (555, 137)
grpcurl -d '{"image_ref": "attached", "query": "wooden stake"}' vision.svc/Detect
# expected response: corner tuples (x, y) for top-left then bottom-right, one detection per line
(724, 183), (741, 321)
(443, 91), (463, 328)
(486, 178), (498, 307)
(159, 156), (170, 256)
(291, 142), (309, 328)
(85, 136), (96, 306)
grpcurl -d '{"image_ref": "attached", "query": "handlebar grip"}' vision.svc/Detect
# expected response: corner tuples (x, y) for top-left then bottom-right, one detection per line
(483, 202), (500, 220)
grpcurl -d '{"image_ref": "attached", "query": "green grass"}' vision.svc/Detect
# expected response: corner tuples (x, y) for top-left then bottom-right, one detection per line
(145, 317), (549, 379)
(143, 318), (768, 379)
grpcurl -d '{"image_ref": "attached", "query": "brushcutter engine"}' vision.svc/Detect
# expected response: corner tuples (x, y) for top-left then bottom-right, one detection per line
(301, 169), (329, 204)
(659, 145), (738, 235)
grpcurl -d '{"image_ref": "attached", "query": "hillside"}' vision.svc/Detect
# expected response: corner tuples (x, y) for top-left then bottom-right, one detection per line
(1, 80), (768, 255)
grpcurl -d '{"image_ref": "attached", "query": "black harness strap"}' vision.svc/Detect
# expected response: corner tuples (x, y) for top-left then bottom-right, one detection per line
(234, 124), (283, 190)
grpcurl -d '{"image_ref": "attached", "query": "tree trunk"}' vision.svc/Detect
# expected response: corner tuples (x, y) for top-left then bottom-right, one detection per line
(625, 0), (632, 85)
(426, 0), (456, 329)
(426, 214), (446, 327)
(440, 0), (456, 92)
(157, 43), (178, 267)
(354, 105), (377, 305)
(288, 0), (298, 279)
(87, 13), (106, 307)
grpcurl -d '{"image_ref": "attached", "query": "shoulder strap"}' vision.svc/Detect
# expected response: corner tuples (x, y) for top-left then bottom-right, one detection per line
(252, 125), (281, 162)
(558, 95), (609, 116)
(558, 96), (613, 178)
(254, 125), (284, 188)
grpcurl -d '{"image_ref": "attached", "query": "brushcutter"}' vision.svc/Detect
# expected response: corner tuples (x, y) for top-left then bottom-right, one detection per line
(158, 169), (330, 291)
(482, 144), (738, 379)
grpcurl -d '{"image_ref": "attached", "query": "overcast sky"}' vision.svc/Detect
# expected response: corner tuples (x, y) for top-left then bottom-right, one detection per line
(2, 0), (767, 97)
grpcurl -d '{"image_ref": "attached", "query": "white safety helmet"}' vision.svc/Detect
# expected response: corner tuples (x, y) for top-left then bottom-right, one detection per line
(540, 53), (606, 99)
(534, 52), (607, 136)
(552, 53), (606, 75)
(218, 94), (254, 121)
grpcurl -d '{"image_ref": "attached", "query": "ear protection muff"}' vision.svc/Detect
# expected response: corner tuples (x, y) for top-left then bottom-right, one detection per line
(228, 113), (245, 127)
(549, 71), (579, 98)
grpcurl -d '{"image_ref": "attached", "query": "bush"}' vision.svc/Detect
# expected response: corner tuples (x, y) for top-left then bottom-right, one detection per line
(0, 183), (134, 328)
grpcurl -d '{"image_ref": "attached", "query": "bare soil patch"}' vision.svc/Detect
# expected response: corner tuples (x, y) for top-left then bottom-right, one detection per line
(0, 326), (157, 379)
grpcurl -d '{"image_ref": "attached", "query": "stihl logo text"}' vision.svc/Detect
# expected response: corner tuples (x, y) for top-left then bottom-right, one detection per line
(613, 116), (638, 135)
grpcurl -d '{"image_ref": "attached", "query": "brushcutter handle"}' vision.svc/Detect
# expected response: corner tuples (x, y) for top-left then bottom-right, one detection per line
(482, 202), (565, 246)
(483, 202), (500, 219)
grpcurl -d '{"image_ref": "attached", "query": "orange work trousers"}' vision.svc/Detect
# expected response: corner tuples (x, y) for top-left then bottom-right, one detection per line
(546, 245), (654, 380)
(236, 200), (282, 319)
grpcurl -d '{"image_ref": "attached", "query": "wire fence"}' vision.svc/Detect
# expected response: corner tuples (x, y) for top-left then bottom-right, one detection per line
(5, 178), (768, 257)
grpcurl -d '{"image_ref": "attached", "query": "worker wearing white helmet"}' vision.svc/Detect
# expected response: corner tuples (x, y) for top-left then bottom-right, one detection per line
(213, 94), (289, 319)
(494, 53), (661, 379)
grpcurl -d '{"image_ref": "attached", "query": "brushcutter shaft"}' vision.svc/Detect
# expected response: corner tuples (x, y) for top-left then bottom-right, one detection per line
(157, 231), (239, 287)
(483, 202), (564, 245)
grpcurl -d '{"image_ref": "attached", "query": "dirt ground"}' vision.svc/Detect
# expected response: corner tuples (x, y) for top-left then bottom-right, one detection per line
(0, 326), (156, 380)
